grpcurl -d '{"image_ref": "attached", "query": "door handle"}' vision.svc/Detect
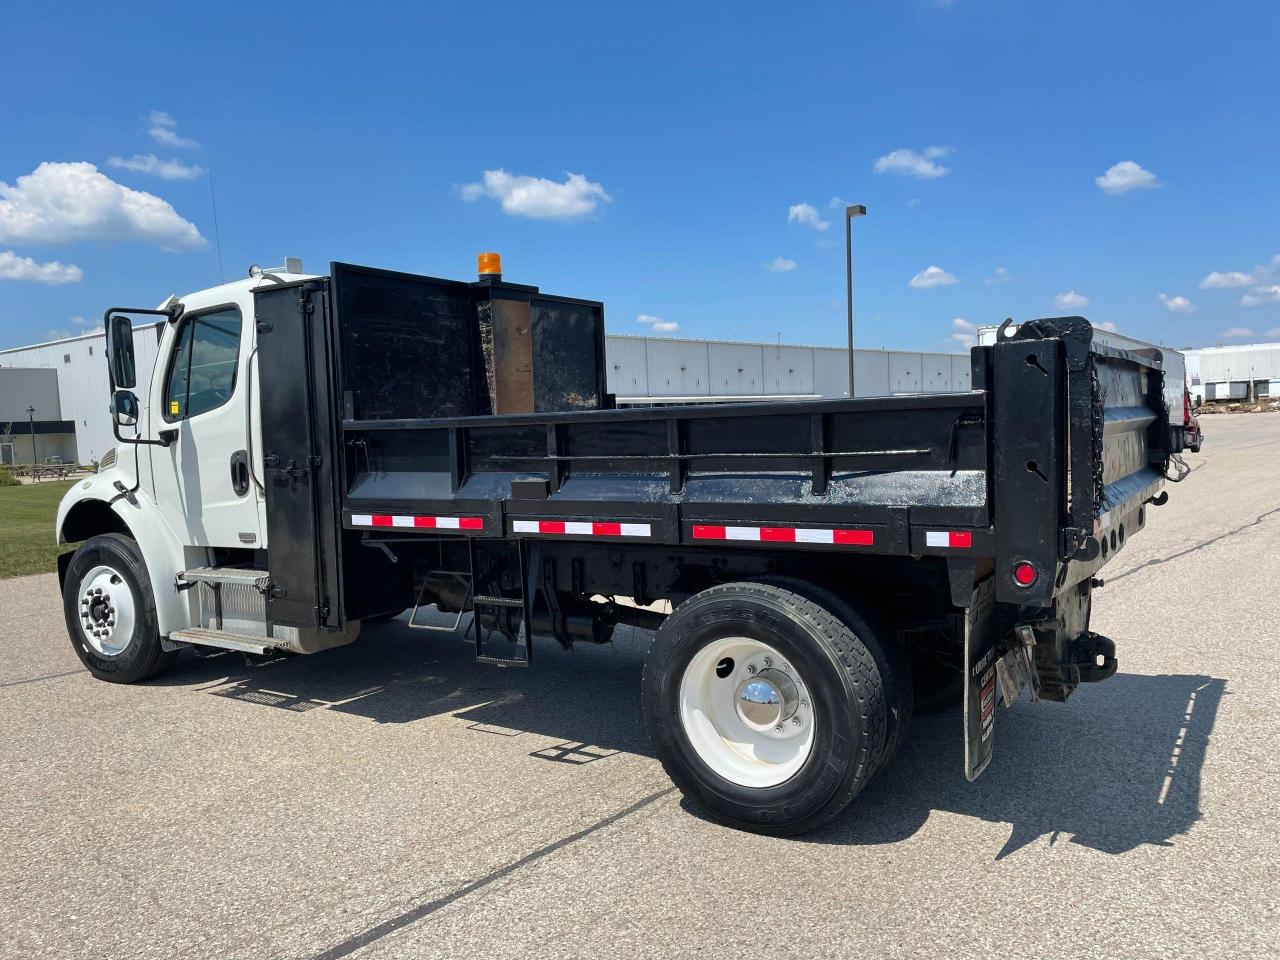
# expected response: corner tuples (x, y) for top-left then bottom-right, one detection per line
(230, 450), (250, 497)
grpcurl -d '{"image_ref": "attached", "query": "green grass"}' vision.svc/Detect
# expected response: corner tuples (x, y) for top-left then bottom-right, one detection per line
(0, 480), (77, 578)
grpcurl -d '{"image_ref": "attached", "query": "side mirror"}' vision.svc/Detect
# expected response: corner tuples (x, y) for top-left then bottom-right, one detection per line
(112, 390), (139, 428)
(107, 313), (136, 388)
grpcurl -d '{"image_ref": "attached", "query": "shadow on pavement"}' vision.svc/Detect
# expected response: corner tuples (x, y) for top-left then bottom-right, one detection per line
(811, 672), (1226, 858)
(152, 620), (1224, 857)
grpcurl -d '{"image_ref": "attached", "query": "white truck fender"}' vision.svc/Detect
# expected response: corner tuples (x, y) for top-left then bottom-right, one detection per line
(57, 472), (196, 637)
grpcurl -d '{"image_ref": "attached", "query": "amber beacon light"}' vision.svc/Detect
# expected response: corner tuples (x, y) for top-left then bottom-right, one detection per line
(477, 252), (502, 279)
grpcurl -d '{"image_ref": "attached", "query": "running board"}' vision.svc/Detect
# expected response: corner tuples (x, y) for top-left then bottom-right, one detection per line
(169, 627), (288, 656)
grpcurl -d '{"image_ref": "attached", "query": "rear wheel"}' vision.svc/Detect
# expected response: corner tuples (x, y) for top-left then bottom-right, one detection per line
(642, 582), (890, 835)
(62, 534), (175, 683)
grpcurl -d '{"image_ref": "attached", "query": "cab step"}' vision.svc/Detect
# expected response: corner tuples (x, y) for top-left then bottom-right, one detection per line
(169, 627), (286, 656)
(179, 567), (270, 589)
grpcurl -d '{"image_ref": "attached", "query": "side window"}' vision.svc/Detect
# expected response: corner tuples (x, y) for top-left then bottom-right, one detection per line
(163, 307), (243, 421)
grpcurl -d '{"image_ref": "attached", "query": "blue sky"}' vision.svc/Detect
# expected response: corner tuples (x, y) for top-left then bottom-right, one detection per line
(2, 0), (1278, 353)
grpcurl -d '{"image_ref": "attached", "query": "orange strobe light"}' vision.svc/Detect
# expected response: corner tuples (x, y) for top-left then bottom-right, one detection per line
(478, 252), (502, 278)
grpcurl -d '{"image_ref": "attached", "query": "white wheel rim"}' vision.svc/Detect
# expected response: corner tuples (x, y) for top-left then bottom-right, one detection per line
(678, 636), (816, 788)
(76, 565), (136, 657)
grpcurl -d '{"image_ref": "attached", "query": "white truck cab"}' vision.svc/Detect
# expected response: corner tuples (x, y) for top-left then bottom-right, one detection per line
(55, 264), (321, 681)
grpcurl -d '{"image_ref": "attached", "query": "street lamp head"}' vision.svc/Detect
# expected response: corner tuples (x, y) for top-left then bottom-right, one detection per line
(846, 204), (867, 218)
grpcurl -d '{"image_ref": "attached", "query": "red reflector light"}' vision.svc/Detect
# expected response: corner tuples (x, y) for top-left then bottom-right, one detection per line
(1012, 562), (1038, 587)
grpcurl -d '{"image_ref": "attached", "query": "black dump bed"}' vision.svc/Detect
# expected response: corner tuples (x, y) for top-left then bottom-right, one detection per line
(253, 264), (1170, 633)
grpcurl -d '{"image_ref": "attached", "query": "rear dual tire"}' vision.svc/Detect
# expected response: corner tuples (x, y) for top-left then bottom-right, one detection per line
(642, 581), (903, 835)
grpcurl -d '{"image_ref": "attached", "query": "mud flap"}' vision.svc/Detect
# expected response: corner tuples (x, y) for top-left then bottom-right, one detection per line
(963, 575), (998, 782)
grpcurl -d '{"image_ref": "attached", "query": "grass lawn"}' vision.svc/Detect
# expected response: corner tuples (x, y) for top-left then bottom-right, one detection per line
(0, 480), (76, 578)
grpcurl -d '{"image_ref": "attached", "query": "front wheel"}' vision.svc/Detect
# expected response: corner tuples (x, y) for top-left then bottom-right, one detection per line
(642, 582), (890, 835)
(62, 533), (175, 683)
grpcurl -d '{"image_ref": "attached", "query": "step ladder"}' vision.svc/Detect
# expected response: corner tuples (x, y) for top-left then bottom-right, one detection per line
(468, 540), (532, 667)
(168, 567), (290, 656)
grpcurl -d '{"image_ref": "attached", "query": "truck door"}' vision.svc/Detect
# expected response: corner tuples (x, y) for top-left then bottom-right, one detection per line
(147, 303), (263, 549)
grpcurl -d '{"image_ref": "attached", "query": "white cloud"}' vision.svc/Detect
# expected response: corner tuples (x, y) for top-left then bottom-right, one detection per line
(1200, 270), (1252, 289)
(71, 315), (89, 326)
(1220, 327), (1253, 339)
(636, 313), (679, 333)
(0, 250), (83, 284)
(985, 266), (1012, 285)
(1266, 327), (1280, 338)
(1094, 161), (1159, 195)
(1055, 290), (1090, 309)
(948, 317), (977, 348)
(874, 146), (953, 179)
(787, 202), (829, 231)
(909, 265), (958, 288)
(45, 328), (76, 341)
(458, 169), (611, 220)
(1157, 293), (1195, 313)
(1095, 321), (1118, 332)
(1241, 285), (1280, 307)
(907, 197), (922, 208)
(0, 162), (205, 251)
(1201, 255), (1280, 302)
(108, 154), (204, 181)
(765, 256), (797, 273)
(147, 110), (199, 149)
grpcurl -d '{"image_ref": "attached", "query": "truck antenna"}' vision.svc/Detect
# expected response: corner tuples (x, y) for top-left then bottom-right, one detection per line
(208, 170), (226, 284)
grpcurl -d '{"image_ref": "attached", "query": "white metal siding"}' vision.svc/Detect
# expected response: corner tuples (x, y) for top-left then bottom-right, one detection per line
(644, 338), (710, 397)
(708, 342), (764, 396)
(763, 345), (814, 395)
(889, 353), (922, 394)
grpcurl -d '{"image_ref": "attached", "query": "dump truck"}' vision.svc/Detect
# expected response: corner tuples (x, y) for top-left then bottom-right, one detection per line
(55, 255), (1174, 834)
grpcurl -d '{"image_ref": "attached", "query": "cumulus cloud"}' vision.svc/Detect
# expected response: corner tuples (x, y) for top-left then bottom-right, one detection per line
(636, 313), (679, 333)
(1095, 321), (1118, 332)
(108, 154), (204, 181)
(765, 257), (797, 273)
(985, 266), (1012, 285)
(1095, 161), (1159, 194)
(459, 169), (611, 220)
(948, 317), (977, 348)
(1220, 327), (1253, 339)
(147, 110), (199, 149)
(1200, 255), (1280, 305)
(0, 250), (83, 284)
(1200, 270), (1252, 289)
(1055, 290), (1090, 309)
(0, 162), (205, 251)
(874, 146), (952, 179)
(1158, 293), (1195, 313)
(787, 202), (829, 231)
(1241, 285), (1280, 307)
(909, 265), (958, 288)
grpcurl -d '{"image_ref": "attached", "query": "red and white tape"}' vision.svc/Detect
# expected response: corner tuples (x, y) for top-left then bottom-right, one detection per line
(691, 524), (874, 546)
(512, 519), (652, 538)
(351, 514), (484, 531)
(925, 530), (972, 548)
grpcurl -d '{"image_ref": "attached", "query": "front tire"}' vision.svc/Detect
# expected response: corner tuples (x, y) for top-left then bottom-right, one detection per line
(63, 533), (175, 683)
(642, 582), (889, 835)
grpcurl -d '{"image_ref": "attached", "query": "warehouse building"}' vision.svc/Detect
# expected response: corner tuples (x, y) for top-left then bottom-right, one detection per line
(0, 325), (968, 464)
(1184, 342), (1280, 404)
(0, 323), (163, 467)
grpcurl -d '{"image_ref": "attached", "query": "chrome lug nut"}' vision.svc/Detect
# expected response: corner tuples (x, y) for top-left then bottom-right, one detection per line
(791, 716), (802, 726)
(745, 663), (757, 676)
(774, 723), (784, 733)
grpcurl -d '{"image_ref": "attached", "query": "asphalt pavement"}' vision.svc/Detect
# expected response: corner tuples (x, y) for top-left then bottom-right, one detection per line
(2, 413), (1278, 960)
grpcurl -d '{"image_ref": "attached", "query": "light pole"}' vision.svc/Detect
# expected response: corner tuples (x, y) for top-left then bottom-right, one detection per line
(845, 204), (867, 397)
(26, 405), (37, 472)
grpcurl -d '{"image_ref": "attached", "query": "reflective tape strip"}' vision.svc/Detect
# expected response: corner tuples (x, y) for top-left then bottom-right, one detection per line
(351, 514), (483, 531)
(691, 524), (874, 546)
(925, 530), (972, 548)
(1093, 510), (1111, 533)
(513, 519), (652, 537)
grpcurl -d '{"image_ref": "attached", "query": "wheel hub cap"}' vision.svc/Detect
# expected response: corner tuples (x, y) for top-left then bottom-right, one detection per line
(76, 566), (135, 657)
(735, 668), (799, 731)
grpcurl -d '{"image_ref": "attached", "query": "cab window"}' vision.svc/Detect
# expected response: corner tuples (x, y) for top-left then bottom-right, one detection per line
(163, 307), (242, 421)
